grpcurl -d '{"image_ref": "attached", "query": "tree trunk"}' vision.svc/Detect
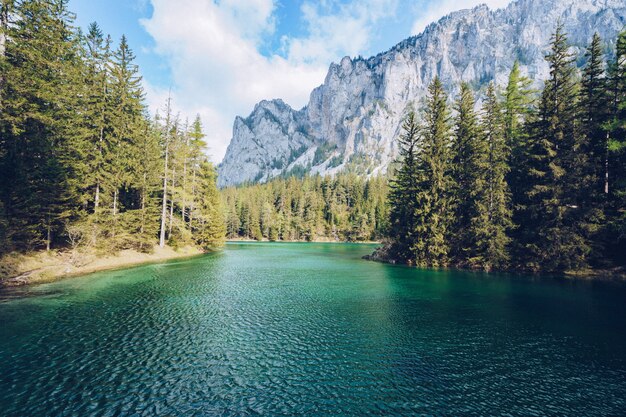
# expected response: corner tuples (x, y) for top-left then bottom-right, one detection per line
(94, 123), (105, 211)
(168, 167), (175, 238)
(159, 142), (169, 247)
(94, 181), (100, 210)
(140, 173), (147, 234)
(605, 132), (610, 195)
(189, 166), (196, 230)
(112, 188), (118, 216)
(0, 1), (9, 110)
(46, 215), (51, 252)
(159, 95), (172, 248)
(182, 135), (190, 225)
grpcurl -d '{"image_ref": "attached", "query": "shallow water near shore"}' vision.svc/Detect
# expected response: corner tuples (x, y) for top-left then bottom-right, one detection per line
(1, 242), (626, 415)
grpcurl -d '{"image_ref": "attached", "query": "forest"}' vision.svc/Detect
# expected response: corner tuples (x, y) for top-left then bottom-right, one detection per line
(2, 1), (624, 277)
(381, 25), (626, 273)
(221, 174), (388, 242)
(0, 0), (225, 256)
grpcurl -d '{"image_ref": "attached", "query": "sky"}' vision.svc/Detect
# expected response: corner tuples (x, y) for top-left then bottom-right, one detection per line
(69, 0), (513, 163)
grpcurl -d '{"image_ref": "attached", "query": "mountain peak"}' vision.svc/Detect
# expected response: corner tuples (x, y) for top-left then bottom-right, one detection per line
(218, 0), (626, 187)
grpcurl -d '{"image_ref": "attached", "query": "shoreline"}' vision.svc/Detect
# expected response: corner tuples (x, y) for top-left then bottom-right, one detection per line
(363, 247), (626, 282)
(0, 245), (207, 288)
(226, 238), (382, 244)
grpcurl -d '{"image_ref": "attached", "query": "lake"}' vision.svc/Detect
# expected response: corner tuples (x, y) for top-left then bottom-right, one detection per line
(1, 242), (625, 416)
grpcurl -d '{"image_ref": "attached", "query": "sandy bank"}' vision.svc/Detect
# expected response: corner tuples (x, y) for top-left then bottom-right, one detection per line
(0, 245), (205, 288)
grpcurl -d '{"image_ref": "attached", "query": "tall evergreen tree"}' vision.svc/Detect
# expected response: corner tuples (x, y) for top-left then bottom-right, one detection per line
(580, 33), (609, 196)
(605, 29), (626, 264)
(504, 60), (535, 207)
(158, 96), (173, 248)
(388, 111), (420, 262)
(470, 83), (512, 270)
(450, 83), (481, 263)
(412, 77), (453, 267)
(192, 161), (225, 249)
(81, 23), (112, 215)
(0, 0), (83, 251)
(522, 23), (587, 272)
(577, 33), (610, 264)
(0, 2), (226, 256)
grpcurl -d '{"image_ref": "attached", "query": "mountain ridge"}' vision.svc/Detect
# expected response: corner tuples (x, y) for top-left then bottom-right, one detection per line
(218, 0), (626, 187)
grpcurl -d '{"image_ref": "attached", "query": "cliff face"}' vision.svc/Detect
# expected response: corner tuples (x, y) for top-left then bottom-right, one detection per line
(218, 0), (626, 187)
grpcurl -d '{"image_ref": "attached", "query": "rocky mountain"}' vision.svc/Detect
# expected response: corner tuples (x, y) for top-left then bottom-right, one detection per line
(218, 0), (626, 187)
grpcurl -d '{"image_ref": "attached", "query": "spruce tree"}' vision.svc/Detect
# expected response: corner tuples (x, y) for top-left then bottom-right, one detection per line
(81, 23), (112, 215)
(471, 83), (512, 270)
(450, 83), (481, 264)
(105, 35), (148, 249)
(388, 111), (420, 262)
(504, 60), (534, 207)
(577, 33), (609, 264)
(193, 160), (225, 248)
(605, 29), (626, 264)
(522, 24), (587, 272)
(0, 0), (83, 251)
(413, 77), (453, 267)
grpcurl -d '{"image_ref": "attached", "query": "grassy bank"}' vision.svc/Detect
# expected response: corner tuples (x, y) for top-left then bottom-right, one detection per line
(364, 244), (626, 281)
(0, 245), (205, 288)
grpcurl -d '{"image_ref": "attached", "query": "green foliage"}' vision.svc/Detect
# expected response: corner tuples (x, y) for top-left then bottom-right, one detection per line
(450, 83), (482, 263)
(312, 142), (338, 166)
(388, 111), (420, 262)
(389, 78), (454, 267)
(385, 26), (626, 273)
(411, 77), (454, 267)
(221, 174), (388, 242)
(470, 84), (512, 270)
(0, 1), (225, 255)
(521, 23), (588, 272)
(604, 29), (626, 263)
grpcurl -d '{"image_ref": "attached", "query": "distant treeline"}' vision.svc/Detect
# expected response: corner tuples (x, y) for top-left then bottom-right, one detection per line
(0, 1), (225, 255)
(382, 25), (626, 273)
(221, 175), (388, 242)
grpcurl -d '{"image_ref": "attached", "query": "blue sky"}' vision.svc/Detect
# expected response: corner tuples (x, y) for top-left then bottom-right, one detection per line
(69, 0), (512, 161)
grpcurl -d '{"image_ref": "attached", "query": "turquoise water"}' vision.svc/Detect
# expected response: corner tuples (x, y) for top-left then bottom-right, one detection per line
(1, 242), (626, 416)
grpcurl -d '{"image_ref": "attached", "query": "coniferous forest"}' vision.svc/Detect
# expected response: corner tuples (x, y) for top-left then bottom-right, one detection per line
(1, 1), (624, 278)
(381, 25), (626, 273)
(221, 174), (388, 242)
(0, 0), (225, 256)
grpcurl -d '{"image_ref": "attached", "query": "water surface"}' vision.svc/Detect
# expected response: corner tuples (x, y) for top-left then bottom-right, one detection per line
(1, 242), (625, 416)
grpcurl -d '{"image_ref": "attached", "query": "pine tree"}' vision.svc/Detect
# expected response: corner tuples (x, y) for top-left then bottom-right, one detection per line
(413, 77), (453, 267)
(104, 34), (148, 249)
(605, 29), (626, 264)
(470, 83), (512, 270)
(158, 95), (173, 248)
(193, 160), (225, 249)
(81, 23), (112, 215)
(504, 60), (535, 207)
(388, 111), (420, 262)
(450, 83), (481, 263)
(522, 23), (587, 272)
(576, 33), (610, 264)
(0, 0), (13, 247)
(0, 0), (84, 251)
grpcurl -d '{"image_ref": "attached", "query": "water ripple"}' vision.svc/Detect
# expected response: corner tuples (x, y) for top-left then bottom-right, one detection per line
(1, 243), (626, 416)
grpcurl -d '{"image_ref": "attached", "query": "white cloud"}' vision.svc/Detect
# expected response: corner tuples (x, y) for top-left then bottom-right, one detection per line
(140, 0), (514, 163)
(410, 0), (513, 35)
(141, 0), (398, 163)
(285, 0), (398, 65)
